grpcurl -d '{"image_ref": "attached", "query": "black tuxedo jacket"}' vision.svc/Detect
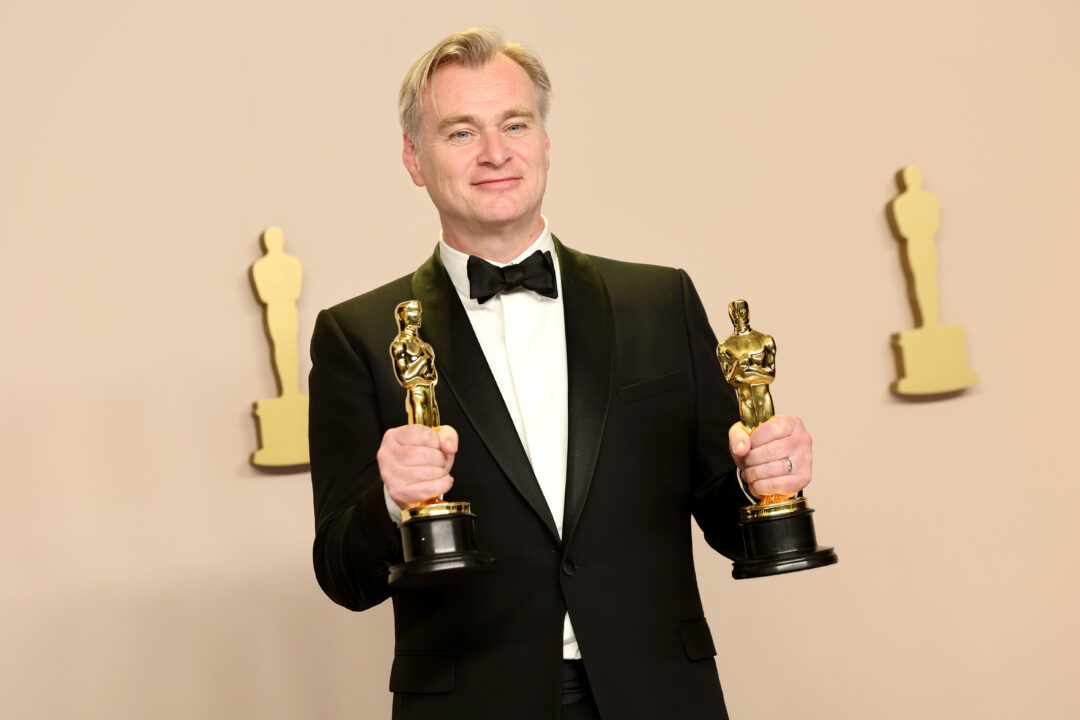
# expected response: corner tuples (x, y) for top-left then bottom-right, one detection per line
(309, 239), (746, 719)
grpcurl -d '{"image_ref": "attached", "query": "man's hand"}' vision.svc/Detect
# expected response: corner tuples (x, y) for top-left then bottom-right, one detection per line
(728, 415), (812, 500)
(376, 424), (458, 510)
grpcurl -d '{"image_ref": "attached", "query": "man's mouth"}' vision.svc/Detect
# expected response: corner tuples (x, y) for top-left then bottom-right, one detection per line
(472, 177), (520, 187)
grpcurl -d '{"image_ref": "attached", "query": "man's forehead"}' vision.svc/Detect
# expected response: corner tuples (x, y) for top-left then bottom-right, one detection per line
(424, 55), (538, 125)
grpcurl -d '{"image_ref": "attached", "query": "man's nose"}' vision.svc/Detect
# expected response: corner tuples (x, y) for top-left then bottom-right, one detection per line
(477, 130), (510, 166)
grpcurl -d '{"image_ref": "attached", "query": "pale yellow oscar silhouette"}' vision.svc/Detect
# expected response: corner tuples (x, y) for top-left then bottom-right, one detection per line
(717, 299), (790, 506)
(888, 166), (978, 395)
(250, 227), (309, 466)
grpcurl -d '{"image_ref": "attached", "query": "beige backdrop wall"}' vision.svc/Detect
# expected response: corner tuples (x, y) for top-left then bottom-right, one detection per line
(3, 1), (1078, 718)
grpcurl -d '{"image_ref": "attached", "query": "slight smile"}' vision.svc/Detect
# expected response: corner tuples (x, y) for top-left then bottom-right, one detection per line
(472, 177), (521, 188)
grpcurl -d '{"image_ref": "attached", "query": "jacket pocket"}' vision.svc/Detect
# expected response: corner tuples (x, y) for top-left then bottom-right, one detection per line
(389, 654), (454, 694)
(679, 618), (717, 661)
(617, 369), (685, 404)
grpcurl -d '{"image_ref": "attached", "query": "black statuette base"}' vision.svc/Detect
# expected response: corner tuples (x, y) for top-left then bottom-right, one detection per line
(732, 505), (837, 580)
(388, 512), (496, 588)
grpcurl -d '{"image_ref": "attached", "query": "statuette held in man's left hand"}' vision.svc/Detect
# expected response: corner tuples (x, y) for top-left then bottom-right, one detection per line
(717, 298), (837, 579)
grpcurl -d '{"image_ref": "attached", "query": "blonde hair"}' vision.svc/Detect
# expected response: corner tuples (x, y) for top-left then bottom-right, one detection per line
(398, 27), (551, 144)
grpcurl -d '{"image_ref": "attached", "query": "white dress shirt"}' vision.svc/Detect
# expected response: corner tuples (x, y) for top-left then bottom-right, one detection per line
(384, 218), (580, 660)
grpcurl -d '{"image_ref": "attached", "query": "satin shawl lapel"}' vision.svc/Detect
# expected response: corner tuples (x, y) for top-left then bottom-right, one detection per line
(411, 248), (560, 542)
(554, 238), (613, 547)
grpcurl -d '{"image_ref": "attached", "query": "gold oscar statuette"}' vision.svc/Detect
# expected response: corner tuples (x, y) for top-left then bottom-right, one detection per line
(718, 299), (837, 579)
(386, 300), (495, 588)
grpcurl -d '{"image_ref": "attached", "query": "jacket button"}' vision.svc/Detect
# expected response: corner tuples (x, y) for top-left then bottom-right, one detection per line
(562, 559), (577, 576)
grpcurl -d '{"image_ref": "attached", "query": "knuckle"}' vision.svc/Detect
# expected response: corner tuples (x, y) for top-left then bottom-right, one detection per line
(776, 476), (798, 492)
(393, 446), (412, 466)
(402, 482), (428, 501)
(376, 448), (396, 470)
(409, 445), (436, 466)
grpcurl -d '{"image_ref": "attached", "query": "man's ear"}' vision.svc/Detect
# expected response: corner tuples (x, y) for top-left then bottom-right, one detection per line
(544, 132), (551, 169)
(402, 133), (426, 187)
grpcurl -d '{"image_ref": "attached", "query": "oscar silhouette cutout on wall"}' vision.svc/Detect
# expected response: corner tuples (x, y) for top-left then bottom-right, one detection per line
(250, 226), (309, 467)
(887, 166), (978, 396)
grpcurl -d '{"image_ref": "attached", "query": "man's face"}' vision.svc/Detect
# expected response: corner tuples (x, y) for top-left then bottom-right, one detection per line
(402, 53), (550, 251)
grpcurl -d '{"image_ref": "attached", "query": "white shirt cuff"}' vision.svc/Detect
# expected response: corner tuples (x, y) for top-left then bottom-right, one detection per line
(383, 485), (402, 526)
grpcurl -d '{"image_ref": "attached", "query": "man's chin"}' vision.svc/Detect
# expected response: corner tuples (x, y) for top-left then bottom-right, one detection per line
(469, 203), (535, 229)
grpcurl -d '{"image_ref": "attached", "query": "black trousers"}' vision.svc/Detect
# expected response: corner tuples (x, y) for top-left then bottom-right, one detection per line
(561, 661), (600, 720)
(562, 697), (601, 720)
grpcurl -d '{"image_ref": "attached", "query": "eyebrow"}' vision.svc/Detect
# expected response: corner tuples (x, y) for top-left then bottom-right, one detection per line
(436, 106), (536, 133)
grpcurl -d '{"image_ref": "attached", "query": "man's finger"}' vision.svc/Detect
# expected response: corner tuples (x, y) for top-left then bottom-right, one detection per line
(396, 460), (453, 481)
(746, 471), (808, 500)
(728, 422), (751, 459)
(395, 444), (450, 468)
(393, 475), (455, 508)
(388, 423), (443, 449)
(741, 456), (800, 484)
(743, 438), (796, 468)
(747, 415), (795, 448)
(436, 425), (458, 455)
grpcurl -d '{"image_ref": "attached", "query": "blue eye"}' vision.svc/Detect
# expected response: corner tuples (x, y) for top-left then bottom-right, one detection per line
(507, 124), (523, 132)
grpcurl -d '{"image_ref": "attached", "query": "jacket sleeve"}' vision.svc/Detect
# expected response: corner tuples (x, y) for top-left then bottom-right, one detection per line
(308, 307), (403, 611)
(680, 270), (748, 561)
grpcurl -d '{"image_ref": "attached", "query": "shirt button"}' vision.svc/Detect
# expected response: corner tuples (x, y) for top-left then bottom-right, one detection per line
(561, 559), (577, 576)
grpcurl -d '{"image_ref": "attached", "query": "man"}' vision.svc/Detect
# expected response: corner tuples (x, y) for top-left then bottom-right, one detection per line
(309, 28), (813, 719)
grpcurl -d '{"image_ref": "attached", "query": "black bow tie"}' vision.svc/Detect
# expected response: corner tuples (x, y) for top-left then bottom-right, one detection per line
(467, 250), (559, 304)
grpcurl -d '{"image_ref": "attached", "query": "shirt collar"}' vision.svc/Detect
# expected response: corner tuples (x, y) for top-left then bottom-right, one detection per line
(439, 217), (558, 303)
